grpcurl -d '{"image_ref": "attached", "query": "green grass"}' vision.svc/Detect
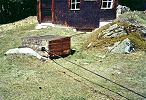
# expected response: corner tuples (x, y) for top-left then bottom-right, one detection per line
(85, 21), (146, 50)
(0, 16), (146, 100)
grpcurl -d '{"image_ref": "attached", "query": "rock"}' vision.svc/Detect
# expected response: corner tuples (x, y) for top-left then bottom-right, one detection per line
(117, 5), (131, 17)
(137, 26), (146, 39)
(127, 25), (146, 39)
(103, 24), (127, 38)
(108, 38), (135, 53)
(5, 47), (49, 60)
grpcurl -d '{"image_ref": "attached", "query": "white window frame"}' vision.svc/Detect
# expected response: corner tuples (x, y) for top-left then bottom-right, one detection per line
(101, 0), (113, 9)
(70, 0), (80, 10)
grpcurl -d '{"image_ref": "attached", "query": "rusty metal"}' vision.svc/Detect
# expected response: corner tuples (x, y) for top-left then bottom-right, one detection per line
(22, 35), (71, 57)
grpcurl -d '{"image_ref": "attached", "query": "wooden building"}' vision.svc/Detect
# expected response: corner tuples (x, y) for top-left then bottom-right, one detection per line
(37, 0), (118, 30)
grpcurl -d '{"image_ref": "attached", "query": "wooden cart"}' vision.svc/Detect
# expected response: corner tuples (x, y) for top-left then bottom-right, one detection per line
(22, 35), (71, 57)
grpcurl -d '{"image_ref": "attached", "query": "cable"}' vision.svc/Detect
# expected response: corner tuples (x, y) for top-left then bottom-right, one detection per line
(48, 51), (146, 99)
(58, 70), (115, 100)
(53, 60), (130, 100)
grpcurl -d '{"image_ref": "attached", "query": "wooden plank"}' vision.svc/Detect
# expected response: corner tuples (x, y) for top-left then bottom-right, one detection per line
(49, 50), (70, 57)
(49, 46), (63, 50)
(22, 35), (71, 57)
(62, 46), (70, 50)
(49, 39), (62, 44)
(52, 0), (55, 23)
(49, 43), (70, 51)
(37, 0), (41, 23)
(49, 42), (70, 47)
(49, 51), (63, 57)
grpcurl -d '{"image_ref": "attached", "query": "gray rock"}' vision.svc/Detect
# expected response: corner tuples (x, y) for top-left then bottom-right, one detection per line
(108, 38), (135, 53)
(117, 5), (131, 17)
(137, 27), (146, 39)
(103, 24), (127, 38)
(5, 48), (49, 60)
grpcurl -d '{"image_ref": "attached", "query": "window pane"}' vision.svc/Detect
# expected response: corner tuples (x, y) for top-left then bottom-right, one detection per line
(103, 0), (107, 1)
(108, 2), (112, 8)
(102, 2), (107, 8)
(71, 4), (75, 9)
(76, 3), (80, 9)
(72, 0), (75, 3)
(70, 0), (80, 10)
(76, 0), (80, 2)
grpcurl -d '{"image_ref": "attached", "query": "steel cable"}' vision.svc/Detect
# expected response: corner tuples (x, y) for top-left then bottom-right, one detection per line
(48, 51), (146, 99)
(53, 59), (130, 100)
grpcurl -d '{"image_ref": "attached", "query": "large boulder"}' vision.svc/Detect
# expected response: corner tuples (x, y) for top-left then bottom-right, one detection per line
(126, 25), (146, 39)
(5, 47), (48, 60)
(103, 24), (127, 38)
(108, 38), (135, 53)
(102, 23), (146, 39)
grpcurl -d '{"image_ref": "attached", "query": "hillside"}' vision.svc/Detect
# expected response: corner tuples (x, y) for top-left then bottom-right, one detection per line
(0, 13), (146, 100)
(85, 11), (146, 51)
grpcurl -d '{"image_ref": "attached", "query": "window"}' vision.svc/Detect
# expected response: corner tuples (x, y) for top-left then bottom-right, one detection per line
(101, 0), (113, 9)
(70, 0), (80, 10)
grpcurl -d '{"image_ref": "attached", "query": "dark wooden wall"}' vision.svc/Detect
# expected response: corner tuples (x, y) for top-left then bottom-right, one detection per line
(100, 9), (117, 21)
(54, 0), (101, 30)
(100, 0), (117, 21)
(38, 0), (118, 30)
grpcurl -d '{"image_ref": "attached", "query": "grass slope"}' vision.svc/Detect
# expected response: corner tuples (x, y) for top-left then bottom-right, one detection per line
(0, 16), (146, 100)
(85, 11), (146, 50)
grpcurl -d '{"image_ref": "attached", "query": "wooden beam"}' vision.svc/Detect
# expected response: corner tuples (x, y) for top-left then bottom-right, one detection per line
(113, 0), (118, 9)
(37, 0), (41, 23)
(52, 0), (55, 23)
